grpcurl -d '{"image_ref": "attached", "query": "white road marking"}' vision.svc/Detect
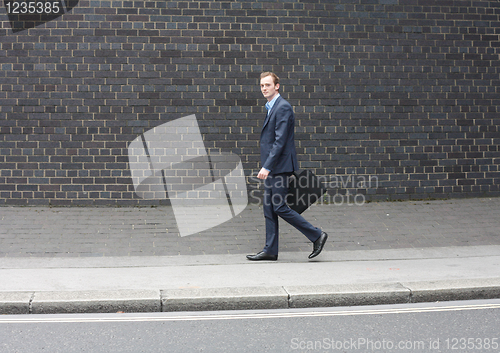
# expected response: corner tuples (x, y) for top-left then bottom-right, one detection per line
(1, 303), (500, 324)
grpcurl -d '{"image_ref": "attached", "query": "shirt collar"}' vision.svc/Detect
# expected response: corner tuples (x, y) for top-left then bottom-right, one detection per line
(265, 93), (280, 114)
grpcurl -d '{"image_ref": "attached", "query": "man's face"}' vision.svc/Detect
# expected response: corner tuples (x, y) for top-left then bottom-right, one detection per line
(260, 76), (279, 101)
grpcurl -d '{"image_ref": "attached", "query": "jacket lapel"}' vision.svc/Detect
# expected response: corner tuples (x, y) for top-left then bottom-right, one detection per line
(261, 96), (282, 133)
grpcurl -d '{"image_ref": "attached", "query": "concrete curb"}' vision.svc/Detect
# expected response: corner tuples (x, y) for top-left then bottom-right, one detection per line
(285, 283), (411, 308)
(161, 287), (289, 312)
(1, 279), (500, 315)
(0, 291), (33, 315)
(404, 278), (500, 303)
(31, 290), (161, 314)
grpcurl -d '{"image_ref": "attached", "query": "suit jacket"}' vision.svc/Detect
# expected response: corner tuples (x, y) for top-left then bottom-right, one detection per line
(260, 96), (299, 174)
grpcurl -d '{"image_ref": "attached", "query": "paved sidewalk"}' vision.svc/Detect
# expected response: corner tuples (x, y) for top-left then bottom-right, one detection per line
(0, 197), (499, 314)
(1, 198), (499, 257)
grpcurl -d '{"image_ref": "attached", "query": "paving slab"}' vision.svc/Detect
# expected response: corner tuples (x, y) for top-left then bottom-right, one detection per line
(1, 198), (499, 257)
(0, 246), (499, 292)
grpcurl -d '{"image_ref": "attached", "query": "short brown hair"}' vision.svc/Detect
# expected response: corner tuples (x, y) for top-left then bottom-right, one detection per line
(260, 72), (280, 87)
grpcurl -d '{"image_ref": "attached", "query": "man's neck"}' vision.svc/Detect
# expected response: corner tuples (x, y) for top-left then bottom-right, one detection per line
(267, 92), (279, 102)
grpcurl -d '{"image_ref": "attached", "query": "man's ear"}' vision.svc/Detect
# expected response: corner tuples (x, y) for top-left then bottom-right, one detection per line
(276, 83), (280, 92)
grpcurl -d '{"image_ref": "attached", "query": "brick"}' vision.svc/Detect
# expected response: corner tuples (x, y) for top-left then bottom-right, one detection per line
(0, 0), (497, 204)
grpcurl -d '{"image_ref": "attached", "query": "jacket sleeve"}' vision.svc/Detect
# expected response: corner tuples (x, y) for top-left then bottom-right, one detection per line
(263, 103), (292, 171)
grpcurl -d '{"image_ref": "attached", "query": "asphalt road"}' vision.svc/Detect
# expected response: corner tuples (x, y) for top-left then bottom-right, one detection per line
(1, 299), (499, 353)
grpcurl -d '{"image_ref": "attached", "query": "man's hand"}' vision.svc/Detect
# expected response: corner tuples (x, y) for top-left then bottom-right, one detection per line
(257, 168), (270, 180)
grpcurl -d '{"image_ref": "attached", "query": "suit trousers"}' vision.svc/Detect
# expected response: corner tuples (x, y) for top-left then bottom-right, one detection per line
(263, 172), (322, 255)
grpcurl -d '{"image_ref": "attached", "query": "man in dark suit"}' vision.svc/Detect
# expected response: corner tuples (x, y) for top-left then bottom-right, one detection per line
(246, 72), (328, 261)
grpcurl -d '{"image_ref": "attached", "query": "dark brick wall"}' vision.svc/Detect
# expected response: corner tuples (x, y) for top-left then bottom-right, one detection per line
(0, 0), (499, 206)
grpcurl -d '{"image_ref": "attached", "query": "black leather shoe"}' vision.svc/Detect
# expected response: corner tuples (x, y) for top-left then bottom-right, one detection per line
(309, 231), (328, 259)
(246, 251), (278, 261)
